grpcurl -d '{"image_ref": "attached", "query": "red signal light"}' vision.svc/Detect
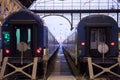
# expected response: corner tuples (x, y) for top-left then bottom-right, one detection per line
(36, 48), (42, 54)
(81, 42), (85, 46)
(6, 49), (10, 54)
(111, 42), (115, 46)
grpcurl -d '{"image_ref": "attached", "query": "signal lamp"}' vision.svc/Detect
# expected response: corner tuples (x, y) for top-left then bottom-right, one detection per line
(5, 49), (10, 54)
(36, 48), (42, 54)
(111, 42), (115, 46)
(81, 42), (85, 46)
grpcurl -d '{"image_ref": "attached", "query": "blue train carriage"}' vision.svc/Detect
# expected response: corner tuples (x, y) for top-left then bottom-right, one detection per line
(63, 14), (120, 79)
(77, 15), (119, 79)
(1, 9), (46, 78)
(2, 10), (45, 58)
(1, 9), (59, 63)
(78, 15), (118, 58)
(0, 9), (59, 79)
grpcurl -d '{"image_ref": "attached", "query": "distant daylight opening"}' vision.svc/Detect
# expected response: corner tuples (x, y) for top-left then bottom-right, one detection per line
(43, 15), (71, 43)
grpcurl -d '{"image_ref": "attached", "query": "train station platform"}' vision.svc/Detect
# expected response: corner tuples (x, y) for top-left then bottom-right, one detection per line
(47, 46), (76, 80)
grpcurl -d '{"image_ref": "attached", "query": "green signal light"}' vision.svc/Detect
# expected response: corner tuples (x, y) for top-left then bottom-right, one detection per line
(4, 33), (10, 39)
(3, 32), (10, 44)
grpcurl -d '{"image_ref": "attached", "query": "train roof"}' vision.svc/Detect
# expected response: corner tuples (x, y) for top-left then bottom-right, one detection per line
(81, 14), (116, 22)
(2, 9), (43, 25)
(81, 14), (115, 20)
(77, 14), (117, 28)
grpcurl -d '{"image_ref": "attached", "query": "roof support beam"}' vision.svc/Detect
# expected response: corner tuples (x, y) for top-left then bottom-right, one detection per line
(31, 9), (120, 13)
(0, 0), (24, 23)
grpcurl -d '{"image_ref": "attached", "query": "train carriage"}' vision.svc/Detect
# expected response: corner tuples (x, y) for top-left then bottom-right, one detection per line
(78, 15), (118, 57)
(63, 15), (120, 79)
(0, 9), (59, 80)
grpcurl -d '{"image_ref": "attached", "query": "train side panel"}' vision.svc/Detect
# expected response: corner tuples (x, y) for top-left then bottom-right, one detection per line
(63, 29), (77, 63)
(43, 27), (59, 59)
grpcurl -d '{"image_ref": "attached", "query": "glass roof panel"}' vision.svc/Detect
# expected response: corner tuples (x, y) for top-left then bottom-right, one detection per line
(29, 0), (120, 10)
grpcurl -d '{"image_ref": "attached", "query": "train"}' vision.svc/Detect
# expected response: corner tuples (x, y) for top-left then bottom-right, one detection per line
(0, 9), (59, 79)
(63, 15), (120, 79)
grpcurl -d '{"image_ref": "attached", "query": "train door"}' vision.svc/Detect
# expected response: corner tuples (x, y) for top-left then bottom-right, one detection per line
(10, 24), (36, 57)
(86, 27), (109, 57)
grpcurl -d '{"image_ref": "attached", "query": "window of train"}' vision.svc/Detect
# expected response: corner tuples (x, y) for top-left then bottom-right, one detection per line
(90, 29), (106, 49)
(16, 28), (31, 50)
(16, 29), (20, 45)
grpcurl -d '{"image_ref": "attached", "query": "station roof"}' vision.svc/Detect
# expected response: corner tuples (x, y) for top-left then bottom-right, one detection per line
(29, 0), (120, 10)
(18, 0), (120, 10)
